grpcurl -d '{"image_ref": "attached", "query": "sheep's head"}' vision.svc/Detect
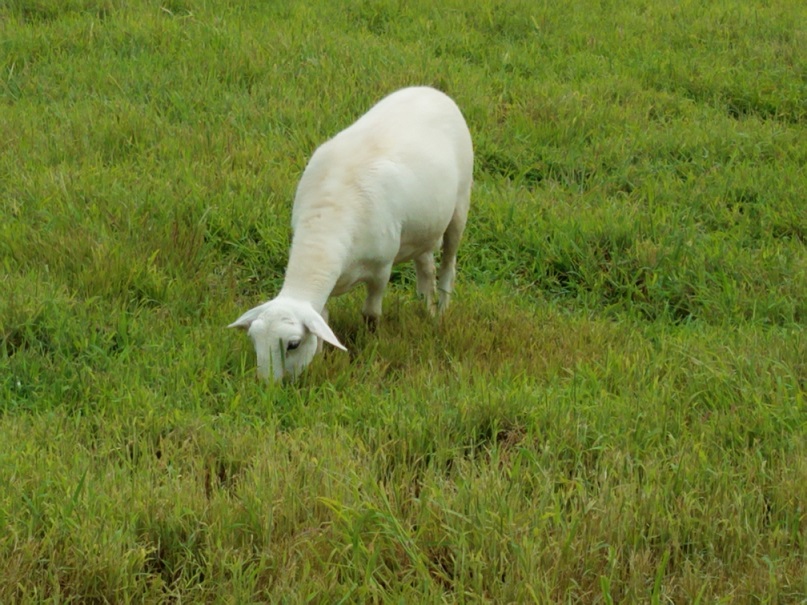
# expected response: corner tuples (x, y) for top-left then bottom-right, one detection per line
(229, 299), (346, 382)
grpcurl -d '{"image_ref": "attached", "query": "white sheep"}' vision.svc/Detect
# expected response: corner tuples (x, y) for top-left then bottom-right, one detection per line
(229, 86), (473, 382)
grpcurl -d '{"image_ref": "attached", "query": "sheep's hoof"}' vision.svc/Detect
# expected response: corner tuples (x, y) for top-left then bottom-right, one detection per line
(437, 289), (451, 315)
(363, 314), (379, 332)
(418, 292), (437, 317)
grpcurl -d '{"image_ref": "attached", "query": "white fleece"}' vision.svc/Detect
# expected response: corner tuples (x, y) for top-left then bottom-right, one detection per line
(230, 86), (473, 382)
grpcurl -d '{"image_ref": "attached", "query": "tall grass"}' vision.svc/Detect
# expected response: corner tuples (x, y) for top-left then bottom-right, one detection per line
(1, 0), (805, 602)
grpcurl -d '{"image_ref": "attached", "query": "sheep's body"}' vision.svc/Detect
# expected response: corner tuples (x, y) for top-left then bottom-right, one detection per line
(230, 86), (473, 381)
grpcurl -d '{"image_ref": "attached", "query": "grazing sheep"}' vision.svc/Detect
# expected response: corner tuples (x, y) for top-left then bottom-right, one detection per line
(230, 86), (473, 382)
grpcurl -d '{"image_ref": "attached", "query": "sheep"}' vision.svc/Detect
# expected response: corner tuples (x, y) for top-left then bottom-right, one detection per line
(229, 86), (473, 382)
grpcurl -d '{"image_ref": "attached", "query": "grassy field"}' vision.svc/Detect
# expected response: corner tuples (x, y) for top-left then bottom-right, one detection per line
(1, 0), (805, 602)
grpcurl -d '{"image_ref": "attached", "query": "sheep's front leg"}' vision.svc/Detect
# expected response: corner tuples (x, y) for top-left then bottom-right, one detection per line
(414, 251), (437, 316)
(362, 264), (392, 331)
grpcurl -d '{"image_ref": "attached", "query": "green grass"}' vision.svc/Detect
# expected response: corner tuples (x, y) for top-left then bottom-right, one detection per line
(1, 0), (805, 602)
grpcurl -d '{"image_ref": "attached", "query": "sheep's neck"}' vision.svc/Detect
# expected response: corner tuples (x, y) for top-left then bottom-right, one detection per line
(280, 225), (348, 313)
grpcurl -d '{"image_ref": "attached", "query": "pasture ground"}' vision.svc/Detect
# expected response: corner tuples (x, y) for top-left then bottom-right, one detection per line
(1, 0), (805, 602)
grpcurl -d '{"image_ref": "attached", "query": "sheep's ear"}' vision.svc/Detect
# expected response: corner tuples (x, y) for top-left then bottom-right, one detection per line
(228, 302), (270, 330)
(303, 308), (347, 352)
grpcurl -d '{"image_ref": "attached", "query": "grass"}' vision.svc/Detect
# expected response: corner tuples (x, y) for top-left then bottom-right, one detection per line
(1, 0), (805, 602)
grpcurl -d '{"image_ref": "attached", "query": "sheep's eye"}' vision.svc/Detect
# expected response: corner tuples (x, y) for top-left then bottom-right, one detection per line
(286, 339), (301, 351)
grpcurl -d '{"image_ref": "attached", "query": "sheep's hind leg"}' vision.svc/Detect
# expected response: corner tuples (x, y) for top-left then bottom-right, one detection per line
(362, 264), (392, 331)
(436, 211), (467, 313)
(414, 251), (437, 316)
